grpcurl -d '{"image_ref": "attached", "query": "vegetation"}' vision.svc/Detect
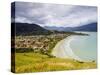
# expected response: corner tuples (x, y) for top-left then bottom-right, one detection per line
(15, 53), (96, 73)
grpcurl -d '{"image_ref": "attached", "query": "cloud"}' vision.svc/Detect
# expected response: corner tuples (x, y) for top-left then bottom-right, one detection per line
(12, 2), (97, 27)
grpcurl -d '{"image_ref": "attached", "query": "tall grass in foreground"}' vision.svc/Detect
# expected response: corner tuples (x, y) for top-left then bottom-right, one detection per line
(15, 53), (97, 73)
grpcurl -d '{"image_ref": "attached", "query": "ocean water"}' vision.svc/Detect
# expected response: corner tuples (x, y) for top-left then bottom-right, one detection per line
(70, 32), (97, 62)
(52, 32), (97, 62)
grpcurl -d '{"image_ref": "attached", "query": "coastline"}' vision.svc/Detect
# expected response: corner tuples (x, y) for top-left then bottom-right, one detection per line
(51, 35), (82, 61)
(52, 32), (97, 62)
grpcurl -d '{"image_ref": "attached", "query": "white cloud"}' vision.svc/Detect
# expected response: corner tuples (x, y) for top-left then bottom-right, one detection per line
(13, 2), (97, 27)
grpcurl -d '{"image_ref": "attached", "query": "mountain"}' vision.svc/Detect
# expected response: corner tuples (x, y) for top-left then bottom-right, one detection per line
(11, 23), (52, 36)
(65, 22), (97, 32)
(44, 22), (97, 32)
(44, 26), (65, 31)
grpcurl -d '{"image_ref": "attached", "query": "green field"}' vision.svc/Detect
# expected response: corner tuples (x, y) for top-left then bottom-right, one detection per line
(15, 53), (96, 73)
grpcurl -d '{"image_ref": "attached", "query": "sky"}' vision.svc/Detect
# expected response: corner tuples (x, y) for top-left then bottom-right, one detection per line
(12, 2), (97, 27)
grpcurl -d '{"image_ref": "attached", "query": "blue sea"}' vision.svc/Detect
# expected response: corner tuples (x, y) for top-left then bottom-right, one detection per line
(70, 32), (97, 61)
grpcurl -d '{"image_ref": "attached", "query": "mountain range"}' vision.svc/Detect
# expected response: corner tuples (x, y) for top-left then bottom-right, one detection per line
(44, 22), (97, 32)
(12, 22), (97, 36)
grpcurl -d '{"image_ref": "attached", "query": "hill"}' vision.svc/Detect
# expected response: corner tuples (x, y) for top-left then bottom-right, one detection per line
(11, 23), (51, 36)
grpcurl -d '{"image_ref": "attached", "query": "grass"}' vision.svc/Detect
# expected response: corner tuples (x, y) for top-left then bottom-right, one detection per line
(15, 53), (97, 73)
